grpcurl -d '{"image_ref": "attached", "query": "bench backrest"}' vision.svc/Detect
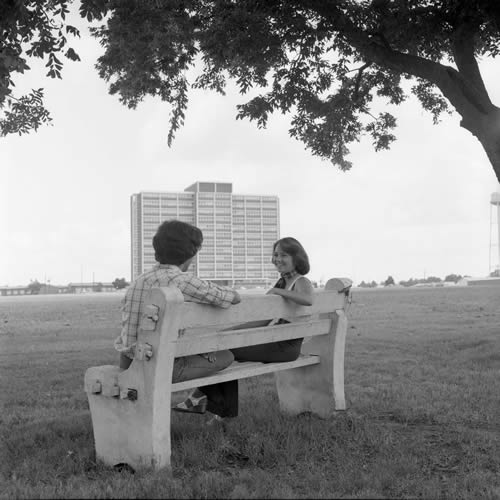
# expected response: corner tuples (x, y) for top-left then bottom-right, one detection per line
(132, 278), (352, 363)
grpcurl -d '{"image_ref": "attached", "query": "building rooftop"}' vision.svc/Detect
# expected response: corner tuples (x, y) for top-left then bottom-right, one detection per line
(184, 181), (233, 193)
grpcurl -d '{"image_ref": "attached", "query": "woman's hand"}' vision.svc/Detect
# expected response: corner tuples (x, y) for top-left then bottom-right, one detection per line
(266, 279), (314, 306)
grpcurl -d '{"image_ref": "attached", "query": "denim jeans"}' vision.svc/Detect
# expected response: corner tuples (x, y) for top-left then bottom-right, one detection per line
(231, 338), (303, 363)
(172, 351), (238, 418)
(172, 350), (234, 383)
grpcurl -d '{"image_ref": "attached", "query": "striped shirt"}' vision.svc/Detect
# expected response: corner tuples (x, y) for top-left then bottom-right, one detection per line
(114, 263), (237, 358)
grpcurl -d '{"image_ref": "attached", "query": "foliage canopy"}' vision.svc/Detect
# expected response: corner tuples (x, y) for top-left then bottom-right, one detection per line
(0, 0), (85, 135)
(85, 0), (500, 180)
(2, 0), (500, 180)
(27, 279), (42, 293)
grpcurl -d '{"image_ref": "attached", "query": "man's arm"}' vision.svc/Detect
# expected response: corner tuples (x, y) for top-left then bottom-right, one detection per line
(113, 284), (143, 358)
(179, 275), (240, 308)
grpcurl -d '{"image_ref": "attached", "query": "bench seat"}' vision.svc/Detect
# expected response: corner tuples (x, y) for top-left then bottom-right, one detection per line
(85, 355), (321, 395)
(173, 355), (321, 391)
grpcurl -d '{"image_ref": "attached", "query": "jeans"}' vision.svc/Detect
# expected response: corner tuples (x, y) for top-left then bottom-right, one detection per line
(194, 338), (304, 418)
(119, 350), (233, 380)
(172, 350), (234, 382)
(119, 350), (235, 417)
(231, 338), (303, 363)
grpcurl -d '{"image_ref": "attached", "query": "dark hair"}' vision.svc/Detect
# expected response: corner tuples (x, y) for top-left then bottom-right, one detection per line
(153, 220), (203, 265)
(272, 237), (310, 275)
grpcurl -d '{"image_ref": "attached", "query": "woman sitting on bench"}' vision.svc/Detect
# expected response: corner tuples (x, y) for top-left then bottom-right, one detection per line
(174, 237), (314, 420)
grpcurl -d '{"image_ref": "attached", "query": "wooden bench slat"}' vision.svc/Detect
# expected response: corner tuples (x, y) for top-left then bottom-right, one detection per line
(171, 354), (321, 392)
(174, 318), (332, 356)
(177, 290), (346, 329)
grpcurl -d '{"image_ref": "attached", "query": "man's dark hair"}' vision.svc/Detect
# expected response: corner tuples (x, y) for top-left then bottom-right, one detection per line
(153, 220), (203, 265)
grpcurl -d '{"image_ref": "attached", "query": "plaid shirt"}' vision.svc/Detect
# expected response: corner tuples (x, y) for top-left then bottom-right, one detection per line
(114, 263), (237, 358)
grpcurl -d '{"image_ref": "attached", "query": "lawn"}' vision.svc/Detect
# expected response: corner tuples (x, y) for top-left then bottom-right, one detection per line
(0, 286), (499, 499)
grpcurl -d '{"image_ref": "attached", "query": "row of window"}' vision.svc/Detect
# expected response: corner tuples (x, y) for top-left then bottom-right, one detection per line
(141, 194), (275, 203)
(142, 193), (192, 199)
(232, 212), (277, 218)
(233, 196), (277, 203)
(197, 219), (233, 225)
(198, 211), (231, 217)
(143, 200), (193, 207)
(197, 216), (232, 222)
(233, 231), (276, 237)
(198, 201), (218, 207)
(198, 263), (233, 268)
(143, 213), (194, 221)
(198, 255), (273, 263)
(197, 192), (231, 198)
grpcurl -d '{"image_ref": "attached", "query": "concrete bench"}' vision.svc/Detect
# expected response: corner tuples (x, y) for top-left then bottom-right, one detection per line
(84, 277), (352, 471)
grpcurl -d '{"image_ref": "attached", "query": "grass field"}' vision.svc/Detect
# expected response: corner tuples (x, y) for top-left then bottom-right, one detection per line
(1, 286), (499, 499)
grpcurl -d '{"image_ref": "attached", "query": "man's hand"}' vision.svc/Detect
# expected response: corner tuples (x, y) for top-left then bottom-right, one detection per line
(231, 291), (241, 304)
(266, 288), (281, 296)
(201, 352), (217, 363)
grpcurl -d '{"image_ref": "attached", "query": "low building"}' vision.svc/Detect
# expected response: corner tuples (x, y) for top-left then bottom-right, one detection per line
(39, 284), (69, 294)
(67, 282), (115, 293)
(458, 276), (500, 286)
(0, 286), (33, 296)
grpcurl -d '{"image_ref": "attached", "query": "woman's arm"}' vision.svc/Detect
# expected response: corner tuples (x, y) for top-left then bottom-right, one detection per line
(266, 277), (314, 306)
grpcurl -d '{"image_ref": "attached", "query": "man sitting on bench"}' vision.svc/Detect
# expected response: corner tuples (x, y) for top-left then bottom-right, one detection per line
(114, 219), (241, 417)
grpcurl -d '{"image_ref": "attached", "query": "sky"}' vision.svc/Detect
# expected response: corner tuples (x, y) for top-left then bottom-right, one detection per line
(1, 9), (500, 288)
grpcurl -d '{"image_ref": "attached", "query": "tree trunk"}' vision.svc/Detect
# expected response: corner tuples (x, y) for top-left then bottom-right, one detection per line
(460, 108), (500, 183)
(360, 46), (500, 183)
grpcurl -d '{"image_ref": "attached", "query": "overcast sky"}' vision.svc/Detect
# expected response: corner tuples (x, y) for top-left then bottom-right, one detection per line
(1, 10), (499, 287)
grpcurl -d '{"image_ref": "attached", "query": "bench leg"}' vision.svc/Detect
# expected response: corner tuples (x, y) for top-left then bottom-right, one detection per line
(275, 310), (347, 418)
(87, 397), (171, 471)
(85, 365), (173, 472)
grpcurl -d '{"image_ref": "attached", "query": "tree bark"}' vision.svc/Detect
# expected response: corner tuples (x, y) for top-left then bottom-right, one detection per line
(468, 109), (500, 182)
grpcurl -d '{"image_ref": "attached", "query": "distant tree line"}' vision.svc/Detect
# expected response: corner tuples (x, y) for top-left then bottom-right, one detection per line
(17, 278), (130, 294)
(112, 278), (129, 289)
(357, 274), (466, 288)
(27, 280), (42, 294)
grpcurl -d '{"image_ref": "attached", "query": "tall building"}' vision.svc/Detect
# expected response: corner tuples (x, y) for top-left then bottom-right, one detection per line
(130, 182), (280, 286)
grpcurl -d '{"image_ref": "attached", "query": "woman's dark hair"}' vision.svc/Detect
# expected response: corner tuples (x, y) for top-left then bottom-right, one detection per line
(272, 237), (310, 275)
(153, 220), (203, 265)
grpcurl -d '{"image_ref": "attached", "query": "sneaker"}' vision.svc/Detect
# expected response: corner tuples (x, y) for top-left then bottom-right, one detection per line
(172, 394), (207, 414)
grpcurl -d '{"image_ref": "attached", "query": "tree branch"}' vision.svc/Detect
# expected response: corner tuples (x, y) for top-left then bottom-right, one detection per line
(352, 62), (371, 102)
(309, 1), (496, 131)
(451, 22), (492, 112)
